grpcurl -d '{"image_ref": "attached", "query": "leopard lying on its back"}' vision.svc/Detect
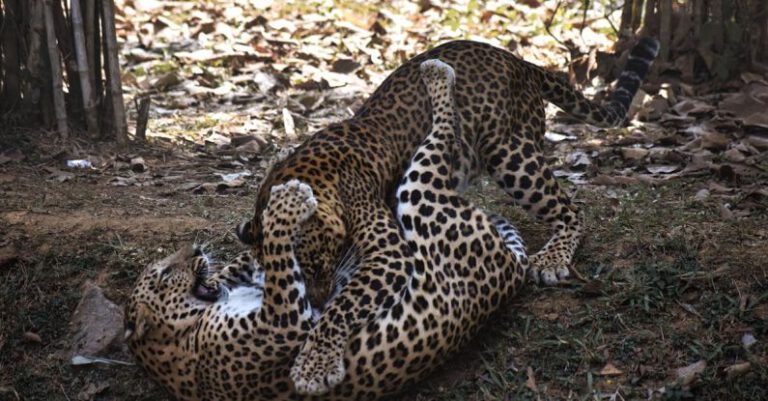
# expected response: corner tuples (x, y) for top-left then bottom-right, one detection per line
(126, 59), (527, 400)
(237, 39), (659, 393)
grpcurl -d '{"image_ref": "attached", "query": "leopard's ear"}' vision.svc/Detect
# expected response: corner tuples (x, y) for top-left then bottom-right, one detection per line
(124, 303), (152, 340)
(235, 220), (255, 245)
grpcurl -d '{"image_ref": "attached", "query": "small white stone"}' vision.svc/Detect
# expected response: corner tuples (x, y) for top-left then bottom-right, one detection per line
(742, 333), (757, 349)
(694, 189), (710, 201)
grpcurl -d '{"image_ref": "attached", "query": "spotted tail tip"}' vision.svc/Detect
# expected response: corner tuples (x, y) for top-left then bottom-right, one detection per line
(419, 59), (456, 88)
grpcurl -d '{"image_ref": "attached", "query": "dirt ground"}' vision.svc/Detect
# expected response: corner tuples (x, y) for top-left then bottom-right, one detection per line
(1, 119), (766, 401)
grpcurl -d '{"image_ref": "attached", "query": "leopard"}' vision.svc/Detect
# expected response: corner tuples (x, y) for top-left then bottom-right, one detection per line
(236, 38), (660, 393)
(125, 59), (528, 400)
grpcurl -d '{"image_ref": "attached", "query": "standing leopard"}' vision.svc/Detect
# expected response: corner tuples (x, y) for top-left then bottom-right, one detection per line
(125, 59), (527, 400)
(236, 38), (659, 393)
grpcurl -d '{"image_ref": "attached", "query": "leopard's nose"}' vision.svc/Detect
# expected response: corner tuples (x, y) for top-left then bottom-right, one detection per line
(193, 245), (204, 257)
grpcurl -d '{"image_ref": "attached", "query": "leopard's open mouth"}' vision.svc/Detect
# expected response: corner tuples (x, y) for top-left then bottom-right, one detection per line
(192, 253), (222, 302)
(193, 283), (220, 302)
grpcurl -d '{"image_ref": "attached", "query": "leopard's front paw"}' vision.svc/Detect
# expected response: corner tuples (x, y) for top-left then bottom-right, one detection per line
(267, 180), (318, 227)
(528, 252), (570, 286)
(290, 333), (346, 395)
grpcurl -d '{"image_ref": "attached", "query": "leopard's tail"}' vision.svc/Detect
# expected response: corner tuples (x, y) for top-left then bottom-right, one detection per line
(539, 37), (660, 127)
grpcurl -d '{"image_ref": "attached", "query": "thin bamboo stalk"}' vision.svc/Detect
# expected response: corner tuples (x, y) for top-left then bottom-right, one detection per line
(753, 0), (768, 63)
(99, 0), (112, 134)
(134, 96), (150, 142)
(25, 0), (53, 126)
(660, 0), (672, 60)
(24, 0), (45, 108)
(71, 0), (99, 135)
(0, 1), (5, 108)
(84, 0), (100, 104)
(93, 0), (103, 102)
(619, 0), (634, 37)
(710, 0), (724, 52)
(43, 0), (68, 137)
(631, 0), (645, 33)
(1, 0), (21, 111)
(643, 0), (657, 34)
(53, 0), (82, 116)
(693, 0), (703, 37)
(0, 3), (5, 113)
(101, 0), (127, 144)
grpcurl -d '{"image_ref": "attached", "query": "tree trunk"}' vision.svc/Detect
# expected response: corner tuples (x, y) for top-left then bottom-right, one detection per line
(43, 0), (68, 137)
(71, 0), (99, 135)
(1, 0), (21, 112)
(101, 0), (127, 144)
(84, 0), (101, 102)
(659, 0), (672, 61)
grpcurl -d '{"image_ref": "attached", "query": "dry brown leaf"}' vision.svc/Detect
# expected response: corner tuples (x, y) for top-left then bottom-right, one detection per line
(253, 71), (283, 94)
(0, 386), (18, 400)
(709, 182), (735, 194)
(700, 131), (730, 151)
(741, 72), (768, 85)
(679, 136), (702, 151)
(525, 366), (538, 393)
(553, 169), (587, 185)
(646, 164), (679, 174)
(723, 148), (746, 163)
(0, 246), (18, 269)
(672, 98), (714, 117)
(175, 181), (203, 193)
(110, 176), (137, 187)
(235, 140), (263, 155)
(45, 168), (74, 183)
(205, 132), (230, 147)
(719, 82), (768, 129)
(650, 148), (686, 164)
(542, 313), (559, 321)
(0, 174), (15, 184)
(724, 362), (751, 379)
(597, 362), (624, 376)
(282, 108), (296, 138)
(566, 151), (592, 170)
(621, 147), (649, 162)
(592, 174), (641, 186)
(332, 58), (362, 74)
(231, 134), (267, 148)
(638, 95), (670, 121)
(76, 381), (109, 401)
(719, 204), (735, 220)
(744, 134), (768, 150)
(151, 72), (182, 91)
(23, 331), (42, 343)
(674, 360), (706, 387)
(680, 152), (713, 175)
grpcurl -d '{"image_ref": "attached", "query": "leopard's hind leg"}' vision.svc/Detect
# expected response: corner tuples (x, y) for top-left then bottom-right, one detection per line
(478, 95), (581, 285)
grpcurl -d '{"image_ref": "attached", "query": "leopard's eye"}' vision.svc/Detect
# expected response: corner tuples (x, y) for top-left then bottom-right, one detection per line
(158, 266), (173, 287)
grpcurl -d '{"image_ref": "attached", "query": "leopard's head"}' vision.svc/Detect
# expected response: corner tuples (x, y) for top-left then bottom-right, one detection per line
(237, 197), (345, 308)
(124, 244), (215, 343)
